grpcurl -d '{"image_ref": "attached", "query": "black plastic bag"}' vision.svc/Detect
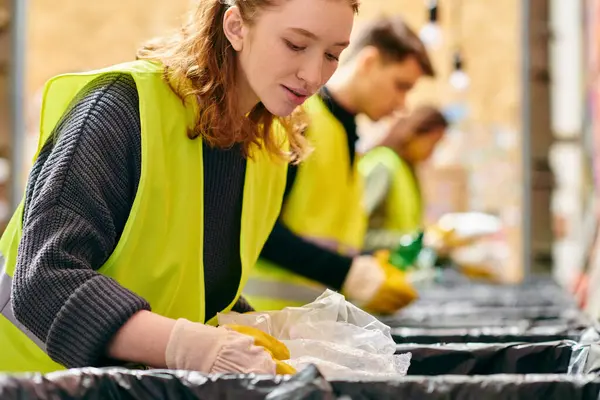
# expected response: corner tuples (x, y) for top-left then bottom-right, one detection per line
(391, 325), (586, 344)
(385, 315), (585, 329)
(331, 374), (600, 400)
(379, 279), (586, 328)
(397, 340), (594, 375)
(0, 366), (335, 400)
(411, 277), (577, 309)
(2, 366), (600, 400)
(382, 302), (590, 329)
(396, 305), (577, 320)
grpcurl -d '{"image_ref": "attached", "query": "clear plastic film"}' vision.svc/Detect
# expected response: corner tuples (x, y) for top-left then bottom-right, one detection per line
(218, 290), (411, 380)
(571, 328), (600, 374)
(568, 343), (590, 375)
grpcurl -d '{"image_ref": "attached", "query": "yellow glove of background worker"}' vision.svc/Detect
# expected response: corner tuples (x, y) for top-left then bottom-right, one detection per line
(425, 227), (501, 283)
(457, 263), (499, 282)
(165, 319), (296, 375)
(425, 226), (477, 256)
(342, 255), (419, 315)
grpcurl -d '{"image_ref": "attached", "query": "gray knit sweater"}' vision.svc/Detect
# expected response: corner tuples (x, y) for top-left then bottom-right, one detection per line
(12, 73), (253, 368)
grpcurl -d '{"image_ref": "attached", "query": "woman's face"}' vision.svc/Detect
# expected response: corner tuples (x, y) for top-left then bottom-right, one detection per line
(234, 0), (355, 116)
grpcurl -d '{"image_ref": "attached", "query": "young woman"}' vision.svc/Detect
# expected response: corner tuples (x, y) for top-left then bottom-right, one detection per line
(361, 105), (448, 234)
(0, 0), (357, 374)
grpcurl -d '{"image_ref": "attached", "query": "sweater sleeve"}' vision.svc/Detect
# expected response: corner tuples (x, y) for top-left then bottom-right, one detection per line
(11, 73), (150, 368)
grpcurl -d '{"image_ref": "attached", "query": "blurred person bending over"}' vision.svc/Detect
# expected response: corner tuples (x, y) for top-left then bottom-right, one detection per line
(360, 105), (448, 236)
(361, 108), (500, 283)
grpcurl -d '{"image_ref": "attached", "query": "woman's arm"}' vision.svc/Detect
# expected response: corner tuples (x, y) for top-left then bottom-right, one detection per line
(106, 310), (175, 368)
(12, 73), (159, 368)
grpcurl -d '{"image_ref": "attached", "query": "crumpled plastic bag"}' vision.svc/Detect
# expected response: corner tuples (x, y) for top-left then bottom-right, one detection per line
(218, 289), (411, 380)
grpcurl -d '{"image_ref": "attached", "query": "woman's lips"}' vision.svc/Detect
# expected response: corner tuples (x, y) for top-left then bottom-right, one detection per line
(282, 85), (309, 105)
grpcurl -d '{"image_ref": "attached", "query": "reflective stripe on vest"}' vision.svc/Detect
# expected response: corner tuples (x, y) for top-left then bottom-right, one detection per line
(0, 255), (46, 351)
(246, 95), (366, 311)
(0, 60), (288, 373)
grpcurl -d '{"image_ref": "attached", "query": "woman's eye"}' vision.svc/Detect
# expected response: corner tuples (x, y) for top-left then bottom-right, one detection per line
(284, 40), (305, 52)
(326, 53), (340, 62)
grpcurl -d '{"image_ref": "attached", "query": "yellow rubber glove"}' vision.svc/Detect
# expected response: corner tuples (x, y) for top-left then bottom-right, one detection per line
(268, 352), (297, 375)
(224, 324), (297, 375)
(374, 249), (391, 266)
(426, 226), (477, 257)
(343, 256), (419, 315)
(458, 263), (499, 282)
(363, 262), (419, 315)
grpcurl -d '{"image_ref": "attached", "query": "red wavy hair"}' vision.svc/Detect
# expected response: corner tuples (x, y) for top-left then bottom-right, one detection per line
(137, 0), (360, 162)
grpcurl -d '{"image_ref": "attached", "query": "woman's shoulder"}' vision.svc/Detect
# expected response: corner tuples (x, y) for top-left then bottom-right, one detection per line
(75, 73), (140, 115)
(57, 73), (141, 145)
(43, 72), (143, 178)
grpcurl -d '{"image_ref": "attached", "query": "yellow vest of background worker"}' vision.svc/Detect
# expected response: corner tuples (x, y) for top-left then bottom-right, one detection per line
(359, 146), (422, 234)
(245, 95), (367, 311)
(0, 60), (288, 373)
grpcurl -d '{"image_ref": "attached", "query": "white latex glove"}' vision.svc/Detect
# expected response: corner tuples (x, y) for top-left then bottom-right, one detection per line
(342, 256), (386, 305)
(342, 255), (418, 314)
(165, 319), (276, 374)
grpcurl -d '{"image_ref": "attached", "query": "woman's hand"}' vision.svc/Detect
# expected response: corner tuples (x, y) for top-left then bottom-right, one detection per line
(165, 319), (295, 374)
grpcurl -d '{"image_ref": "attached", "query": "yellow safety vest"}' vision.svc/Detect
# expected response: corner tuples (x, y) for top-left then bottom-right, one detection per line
(0, 60), (288, 373)
(244, 95), (366, 311)
(359, 146), (422, 234)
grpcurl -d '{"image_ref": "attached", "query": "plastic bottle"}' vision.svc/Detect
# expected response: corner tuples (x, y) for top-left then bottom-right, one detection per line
(388, 231), (425, 271)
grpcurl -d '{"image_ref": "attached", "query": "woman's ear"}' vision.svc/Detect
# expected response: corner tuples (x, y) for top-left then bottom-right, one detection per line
(223, 6), (245, 51)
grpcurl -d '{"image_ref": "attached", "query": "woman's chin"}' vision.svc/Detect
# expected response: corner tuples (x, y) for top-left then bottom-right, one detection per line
(264, 104), (297, 117)
(261, 95), (305, 117)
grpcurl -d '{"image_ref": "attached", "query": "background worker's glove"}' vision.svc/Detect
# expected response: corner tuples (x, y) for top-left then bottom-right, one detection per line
(457, 263), (499, 282)
(342, 255), (419, 315)
(425, 226), (474, 257)
(165, 319), (296, 375)
(426, 212), (503, 256)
